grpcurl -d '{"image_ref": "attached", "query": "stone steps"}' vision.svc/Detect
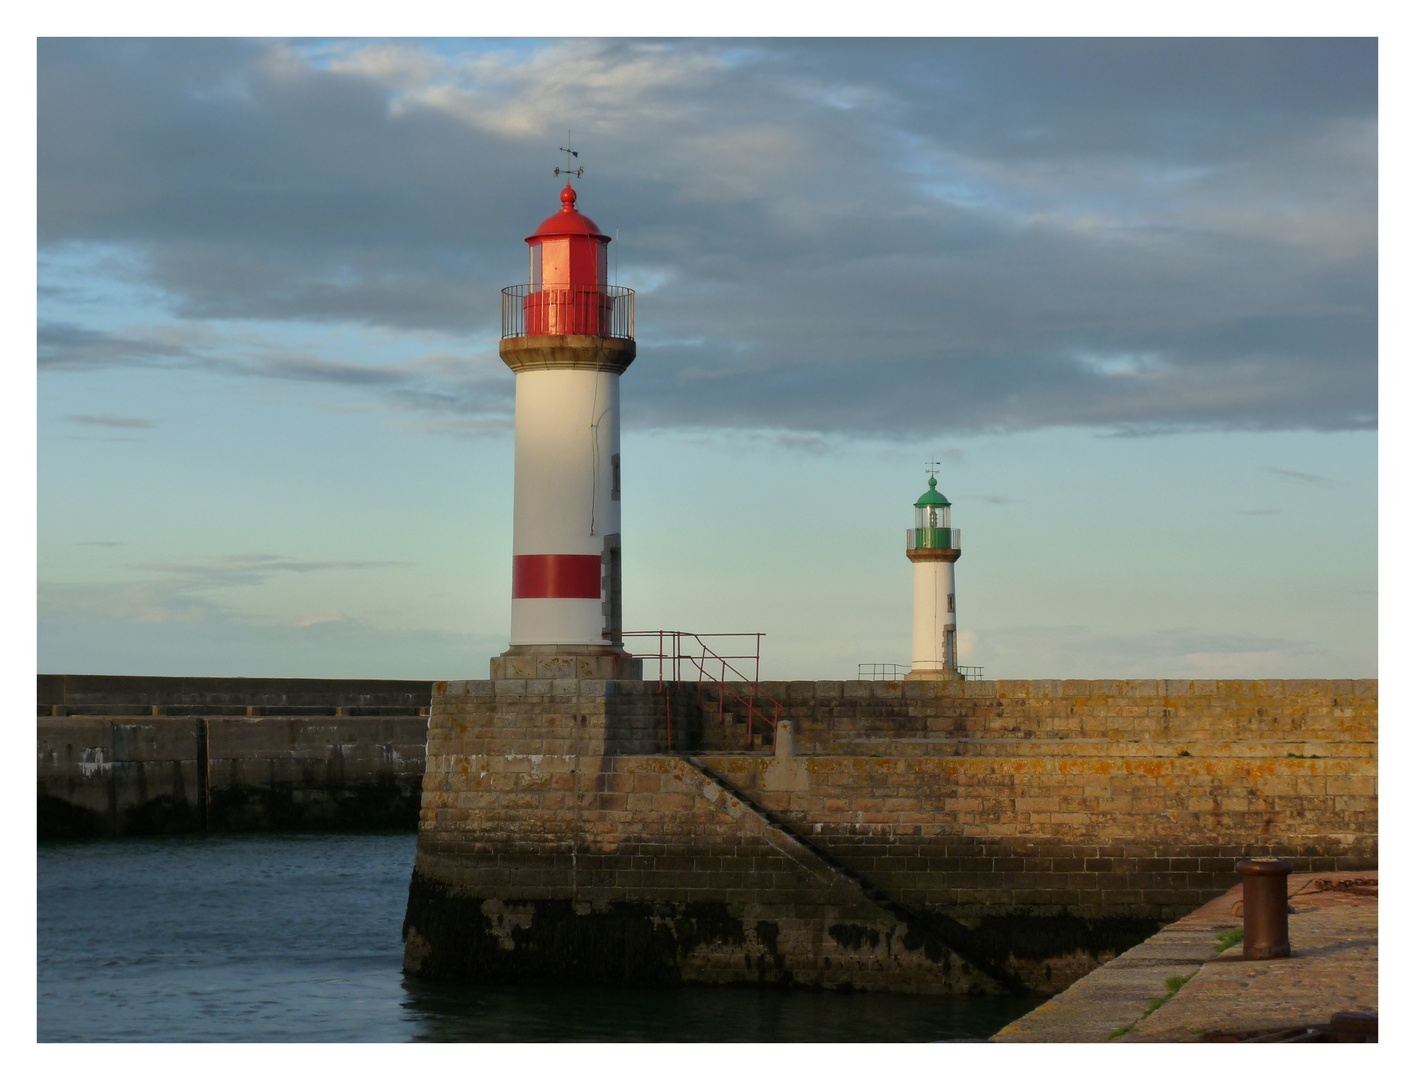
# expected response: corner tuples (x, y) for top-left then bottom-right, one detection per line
(680, 754), (1025, 993)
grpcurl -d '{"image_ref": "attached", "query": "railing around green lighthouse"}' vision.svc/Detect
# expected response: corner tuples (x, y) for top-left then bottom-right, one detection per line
(906, 526), (961, 551)
(858, 662), (985, 680)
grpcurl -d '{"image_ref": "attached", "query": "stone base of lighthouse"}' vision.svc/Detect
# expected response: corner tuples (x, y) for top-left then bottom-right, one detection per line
(904, 668), (963, 682)
(490, 644), (642, 681)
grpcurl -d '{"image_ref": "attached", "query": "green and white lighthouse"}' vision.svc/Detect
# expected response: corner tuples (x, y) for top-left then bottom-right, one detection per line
(905, 474), (962, 679)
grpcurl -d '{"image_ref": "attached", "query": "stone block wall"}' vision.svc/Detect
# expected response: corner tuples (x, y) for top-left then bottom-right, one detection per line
(37, 676), (430, 837)
(694, 679), (1377, 920)
(39, 673), (431, 714)
(406, 677), (1376, 994)
(702, 678), (1375, 749)
(697, 747), (1374, 921)
(408, 679), (1002, 993)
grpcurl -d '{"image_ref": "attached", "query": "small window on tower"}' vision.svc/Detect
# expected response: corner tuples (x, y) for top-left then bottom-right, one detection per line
(530, 245), (542, 288)
(611, 454), (621, 501)
(947, 593), (955, 613)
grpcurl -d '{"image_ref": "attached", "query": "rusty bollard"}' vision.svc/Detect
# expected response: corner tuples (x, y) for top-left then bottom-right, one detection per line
(1237, 858), (1294, 960)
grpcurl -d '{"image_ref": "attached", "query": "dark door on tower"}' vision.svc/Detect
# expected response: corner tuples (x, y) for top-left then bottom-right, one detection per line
(602, 533), (622, 646)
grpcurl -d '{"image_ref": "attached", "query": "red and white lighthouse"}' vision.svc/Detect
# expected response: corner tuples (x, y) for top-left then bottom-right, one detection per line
(490, 183), (642, 680)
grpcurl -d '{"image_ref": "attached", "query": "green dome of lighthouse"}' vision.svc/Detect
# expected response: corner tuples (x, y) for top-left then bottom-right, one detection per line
(914, 476), (951, 508)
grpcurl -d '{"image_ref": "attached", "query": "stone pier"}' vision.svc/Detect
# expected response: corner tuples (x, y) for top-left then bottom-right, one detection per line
(403, 677), (1377, 994)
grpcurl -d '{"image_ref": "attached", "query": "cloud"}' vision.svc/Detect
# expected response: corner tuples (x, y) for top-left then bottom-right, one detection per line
(37, 38), (1376, 438)
(1265, 466), (1331, 486)
(39, 321), (514, 433)
(65, 414), (155, 428)
(126, 552), (411, 589)
(39, 321), (202, 371)
(292, 611), (345, 628)
(39, 552), (413, 629)
(40, 579), (221, 625)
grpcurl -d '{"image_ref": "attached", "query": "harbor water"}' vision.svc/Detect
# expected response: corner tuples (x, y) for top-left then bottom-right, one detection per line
(37, 832), (1041, 1042)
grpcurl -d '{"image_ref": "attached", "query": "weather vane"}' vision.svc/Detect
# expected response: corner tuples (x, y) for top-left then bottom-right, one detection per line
(555, 131), (584, 180)
(926, 458), (941, 480)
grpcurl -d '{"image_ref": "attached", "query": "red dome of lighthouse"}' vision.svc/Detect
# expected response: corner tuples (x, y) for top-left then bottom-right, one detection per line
(524, 184), (610, 293)
(520, 184), (614, 333)
(526, 184), (610, 243)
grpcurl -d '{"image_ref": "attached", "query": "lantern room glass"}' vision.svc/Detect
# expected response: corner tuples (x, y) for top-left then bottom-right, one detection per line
(915, 504), (950, 530)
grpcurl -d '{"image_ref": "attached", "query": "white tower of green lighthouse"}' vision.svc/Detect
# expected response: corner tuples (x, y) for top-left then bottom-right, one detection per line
(905, 473), (962, 680)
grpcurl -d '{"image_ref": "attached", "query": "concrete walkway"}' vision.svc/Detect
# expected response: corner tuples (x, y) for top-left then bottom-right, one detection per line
(992, 870), (1377, 1042)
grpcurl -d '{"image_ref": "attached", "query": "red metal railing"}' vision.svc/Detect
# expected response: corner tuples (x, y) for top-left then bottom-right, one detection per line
(617, 631), (783, 752)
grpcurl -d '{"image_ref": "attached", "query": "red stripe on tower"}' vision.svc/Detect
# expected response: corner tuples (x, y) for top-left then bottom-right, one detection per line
(511, 554), (602, 599)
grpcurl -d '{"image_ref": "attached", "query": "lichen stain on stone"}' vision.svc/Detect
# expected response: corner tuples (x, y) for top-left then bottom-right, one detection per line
(402, 926), (433, 974)
(903, 925), (957, 968)
(672, 902), (747, 956)
(1145, 760), (1173, 776)
(480, 898), (534, 951)
(827, 923), (881, 952)
(755, 920), (780, 955)
(404, 875), (762, 987)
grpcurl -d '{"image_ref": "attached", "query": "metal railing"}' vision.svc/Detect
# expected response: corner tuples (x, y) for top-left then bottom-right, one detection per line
(858, 663), (911, 681)
(501, 283), (635, 340)
(617, 630), (782, 752)
(906, 527), (960, 551)
(859, 662), (986, 680)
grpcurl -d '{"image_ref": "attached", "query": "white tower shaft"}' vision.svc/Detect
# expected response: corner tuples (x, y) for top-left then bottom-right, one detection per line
(509, 367), (622, 646)
(910, 557), (956, 674)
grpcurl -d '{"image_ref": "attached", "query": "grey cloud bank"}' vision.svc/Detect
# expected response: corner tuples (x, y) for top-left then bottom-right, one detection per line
(38, 38), (1376, 438)
(65, 414), (156, 428)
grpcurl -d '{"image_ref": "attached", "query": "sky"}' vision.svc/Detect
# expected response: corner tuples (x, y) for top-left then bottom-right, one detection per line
(35, 36), (1379, 681)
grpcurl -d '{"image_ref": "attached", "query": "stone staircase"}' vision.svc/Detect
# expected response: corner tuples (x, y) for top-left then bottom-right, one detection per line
(690, 688), (778, 752)
(676, 753), (1025, 993)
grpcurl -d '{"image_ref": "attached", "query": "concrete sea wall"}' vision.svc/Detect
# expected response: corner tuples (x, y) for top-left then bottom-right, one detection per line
(404, 677), (1376, 995)
(38, 675), (430, 837)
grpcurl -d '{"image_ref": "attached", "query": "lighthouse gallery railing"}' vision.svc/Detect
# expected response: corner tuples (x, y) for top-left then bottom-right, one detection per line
(906, 527), (961, 550)
(501, 284), (635, 340)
